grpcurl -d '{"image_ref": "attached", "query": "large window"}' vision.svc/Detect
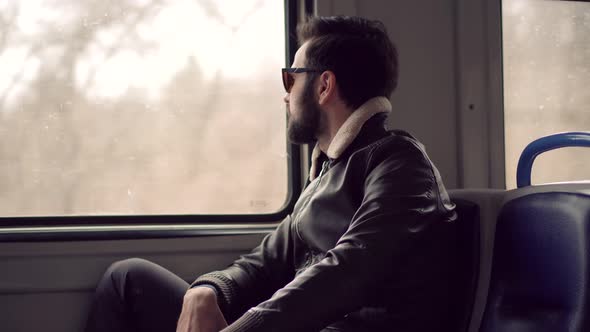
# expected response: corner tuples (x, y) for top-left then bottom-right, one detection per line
(0, 0), (290, 217)
(503, 0), (590, 188)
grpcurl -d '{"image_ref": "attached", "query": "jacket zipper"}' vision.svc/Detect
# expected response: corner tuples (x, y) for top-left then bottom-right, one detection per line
(314, 160), (330, 190)
(294, 160), (330, 243)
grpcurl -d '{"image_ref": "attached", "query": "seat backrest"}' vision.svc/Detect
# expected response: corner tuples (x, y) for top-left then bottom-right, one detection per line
(480, 187), (590, 332)
(449, 189), (507, 332)
(443, 197), (480, 332)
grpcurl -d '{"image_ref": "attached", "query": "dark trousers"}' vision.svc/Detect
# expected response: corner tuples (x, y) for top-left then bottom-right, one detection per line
(84, 258), (188, 332)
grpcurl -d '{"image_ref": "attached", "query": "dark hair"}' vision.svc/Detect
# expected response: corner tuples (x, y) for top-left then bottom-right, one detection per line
(297, 16), (398, 109)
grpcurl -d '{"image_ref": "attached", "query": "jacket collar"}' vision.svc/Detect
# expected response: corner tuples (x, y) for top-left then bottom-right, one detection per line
(309, 96), (392, 180)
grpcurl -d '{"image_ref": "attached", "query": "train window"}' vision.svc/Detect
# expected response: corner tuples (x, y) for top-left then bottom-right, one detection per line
(503, 0), (590, 188)
(0, 0), (289, 217)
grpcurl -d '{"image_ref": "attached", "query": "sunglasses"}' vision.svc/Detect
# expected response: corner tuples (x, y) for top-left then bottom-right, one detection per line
(281, 68), (326, 93)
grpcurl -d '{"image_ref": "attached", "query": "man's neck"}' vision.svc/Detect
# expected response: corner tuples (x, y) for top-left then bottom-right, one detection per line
(317, 104), (354, 154)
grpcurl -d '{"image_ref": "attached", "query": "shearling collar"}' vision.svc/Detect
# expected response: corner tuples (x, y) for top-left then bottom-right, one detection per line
(309, 96), (392, 181)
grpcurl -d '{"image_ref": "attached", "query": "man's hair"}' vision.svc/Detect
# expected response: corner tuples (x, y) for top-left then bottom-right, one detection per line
(297, 16), (398, 109)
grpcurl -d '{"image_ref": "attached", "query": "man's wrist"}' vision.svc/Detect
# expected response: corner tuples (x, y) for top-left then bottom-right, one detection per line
(185, 286), (219, 309)
(191, 284), (218, 296)
(187, 286), (217, 298)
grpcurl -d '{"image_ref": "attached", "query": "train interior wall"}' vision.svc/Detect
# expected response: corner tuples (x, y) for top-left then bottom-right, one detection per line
(0, 1), (503, 332)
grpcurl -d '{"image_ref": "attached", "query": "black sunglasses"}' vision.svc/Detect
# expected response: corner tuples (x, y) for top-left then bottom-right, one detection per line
(281, 68), (326, 93)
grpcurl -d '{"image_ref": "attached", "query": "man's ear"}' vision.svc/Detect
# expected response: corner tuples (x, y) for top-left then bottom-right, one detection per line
(317, 71), (337, 105)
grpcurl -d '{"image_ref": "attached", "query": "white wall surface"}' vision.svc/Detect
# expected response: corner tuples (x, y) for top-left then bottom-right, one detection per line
(315, 0), (504, 189)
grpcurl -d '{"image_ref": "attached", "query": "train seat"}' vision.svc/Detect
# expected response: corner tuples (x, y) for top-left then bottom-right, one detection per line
(442, 132), (590, 332)
(478, 132), (590, 331)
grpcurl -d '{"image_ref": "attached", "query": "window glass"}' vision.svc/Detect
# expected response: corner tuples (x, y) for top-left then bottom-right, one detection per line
(0, 0), (288, 216)
(503, 0), (590, 188)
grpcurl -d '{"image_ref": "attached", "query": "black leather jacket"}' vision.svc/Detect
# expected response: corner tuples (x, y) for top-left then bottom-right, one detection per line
(193, 112), (457, 332)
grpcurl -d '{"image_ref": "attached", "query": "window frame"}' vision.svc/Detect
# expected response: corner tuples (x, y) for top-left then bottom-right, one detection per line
(454, 0), (505, 189)
(0, 0), (308, 240)
(499, 0), (590, 189)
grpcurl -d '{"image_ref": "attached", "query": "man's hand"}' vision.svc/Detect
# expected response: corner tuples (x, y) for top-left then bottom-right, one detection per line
(176, 287), (228, 332)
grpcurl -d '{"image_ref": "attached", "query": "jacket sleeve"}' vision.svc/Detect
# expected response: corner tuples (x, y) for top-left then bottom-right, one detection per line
(220, 140), (452, 331)
(190, 214), (300, 321)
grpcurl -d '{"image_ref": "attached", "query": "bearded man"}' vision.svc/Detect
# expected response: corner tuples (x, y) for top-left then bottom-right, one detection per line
(85, 16), (456, 332)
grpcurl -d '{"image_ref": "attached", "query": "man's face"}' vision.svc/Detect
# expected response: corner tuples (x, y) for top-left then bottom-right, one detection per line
(284, 42), (322, 145)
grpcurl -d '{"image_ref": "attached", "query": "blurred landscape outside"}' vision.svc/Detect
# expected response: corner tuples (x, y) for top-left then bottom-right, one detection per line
(503, 0), (590, 188)
(2, 0), (589, 217)
(0, 0), (288, 216)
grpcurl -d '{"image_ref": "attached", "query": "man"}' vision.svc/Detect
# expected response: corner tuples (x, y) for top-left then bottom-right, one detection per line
(85, 16), (456, 332)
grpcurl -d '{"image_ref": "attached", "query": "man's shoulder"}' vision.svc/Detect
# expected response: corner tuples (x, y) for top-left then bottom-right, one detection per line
(363, 129), (428, 160)
(342, 128), (435, 183)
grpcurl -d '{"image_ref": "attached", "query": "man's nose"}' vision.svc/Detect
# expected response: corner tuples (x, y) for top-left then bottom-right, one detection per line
(283, 93), (289, 104)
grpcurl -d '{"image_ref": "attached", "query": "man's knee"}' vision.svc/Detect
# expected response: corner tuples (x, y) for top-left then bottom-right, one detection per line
(106, 258), (153, 279)
(98, 258), (155, 297)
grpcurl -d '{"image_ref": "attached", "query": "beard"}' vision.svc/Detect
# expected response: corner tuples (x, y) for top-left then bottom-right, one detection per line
(287, 77), (322, 145)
